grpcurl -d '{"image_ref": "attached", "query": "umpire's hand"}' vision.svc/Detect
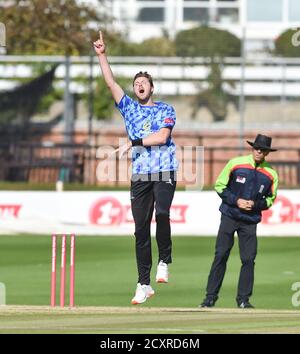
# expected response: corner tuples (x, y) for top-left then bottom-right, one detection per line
(237, 199), (254, 211)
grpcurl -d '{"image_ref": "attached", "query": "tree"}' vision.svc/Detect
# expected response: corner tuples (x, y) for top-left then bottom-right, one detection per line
(192, 62), (237, 122)
(103, 35), (176, 57)
(175, 26), (241, 58)
(137, 37), (175, 57)
(274, 28), (300, 57)
(82, 76), (131, 120)
(0, 1), (141, 124)
(175, 26), (240, 121)
(0, 0), (109, 55)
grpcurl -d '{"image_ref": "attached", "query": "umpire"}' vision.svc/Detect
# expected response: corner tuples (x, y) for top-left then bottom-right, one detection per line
(200, 134), (278, 309)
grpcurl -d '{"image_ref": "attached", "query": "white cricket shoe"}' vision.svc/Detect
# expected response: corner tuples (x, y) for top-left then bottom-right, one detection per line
(131, 283), (155, 305)
(156, 261), (169, 283)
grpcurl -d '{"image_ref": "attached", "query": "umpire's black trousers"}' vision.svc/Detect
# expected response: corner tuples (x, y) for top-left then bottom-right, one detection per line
(131, 171), (176, 285)
(205, 214), (257, 304)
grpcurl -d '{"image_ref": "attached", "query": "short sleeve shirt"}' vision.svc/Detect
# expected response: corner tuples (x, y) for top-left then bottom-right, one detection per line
(116, 94), (178, 174)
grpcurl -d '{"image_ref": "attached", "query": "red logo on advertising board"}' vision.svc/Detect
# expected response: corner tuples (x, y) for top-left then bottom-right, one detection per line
(89, 197), (124, 226)
(170, 205), (188, 223)
(0, 205), (22, 218)
(262, 195), (296, 224)
(89, 197), (188, 226)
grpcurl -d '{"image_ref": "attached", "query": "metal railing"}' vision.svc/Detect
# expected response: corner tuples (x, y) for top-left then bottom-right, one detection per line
(1, 55), (300, 96)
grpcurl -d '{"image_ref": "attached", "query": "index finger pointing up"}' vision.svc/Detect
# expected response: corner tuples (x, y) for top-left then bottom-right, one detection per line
(99, 30), (103, 42)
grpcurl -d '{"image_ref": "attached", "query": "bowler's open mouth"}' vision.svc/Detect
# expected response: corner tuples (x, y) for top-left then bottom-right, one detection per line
(139, 89), (145, 94)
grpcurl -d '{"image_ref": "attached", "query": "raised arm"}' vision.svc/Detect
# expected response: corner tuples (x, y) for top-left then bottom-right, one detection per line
(93, 31), (124, 104)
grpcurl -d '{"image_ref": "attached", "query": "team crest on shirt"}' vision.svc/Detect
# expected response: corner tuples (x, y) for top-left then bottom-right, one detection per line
(236, 176), (246, 184)
(140, 119), (152, 135)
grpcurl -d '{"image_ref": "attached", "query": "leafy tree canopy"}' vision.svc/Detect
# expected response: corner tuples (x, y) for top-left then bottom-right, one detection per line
(175, 26), (241, 58)
(1, 0), (110, 55)
(274, 28), (300, 57)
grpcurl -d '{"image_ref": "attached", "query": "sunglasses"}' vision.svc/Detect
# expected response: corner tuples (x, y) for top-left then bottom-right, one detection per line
(254, 147), (269, 153)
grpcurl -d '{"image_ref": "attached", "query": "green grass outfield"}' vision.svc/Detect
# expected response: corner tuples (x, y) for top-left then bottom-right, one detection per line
(0, 235), (300, 333)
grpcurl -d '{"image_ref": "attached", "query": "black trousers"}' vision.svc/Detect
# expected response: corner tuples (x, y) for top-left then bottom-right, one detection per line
(131, 172), (176, 285)
(205, 214), (257, 303)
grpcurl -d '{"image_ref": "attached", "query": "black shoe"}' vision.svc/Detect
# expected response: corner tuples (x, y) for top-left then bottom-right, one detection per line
(238, 301), (255, 309)
(199, 297), (217, 308)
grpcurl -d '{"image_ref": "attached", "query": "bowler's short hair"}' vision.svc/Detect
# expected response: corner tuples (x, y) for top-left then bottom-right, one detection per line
(133, 71), (154, 88)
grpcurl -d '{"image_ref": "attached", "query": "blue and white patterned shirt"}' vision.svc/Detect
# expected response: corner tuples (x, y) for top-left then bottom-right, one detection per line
(116, 94), (178, 174)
